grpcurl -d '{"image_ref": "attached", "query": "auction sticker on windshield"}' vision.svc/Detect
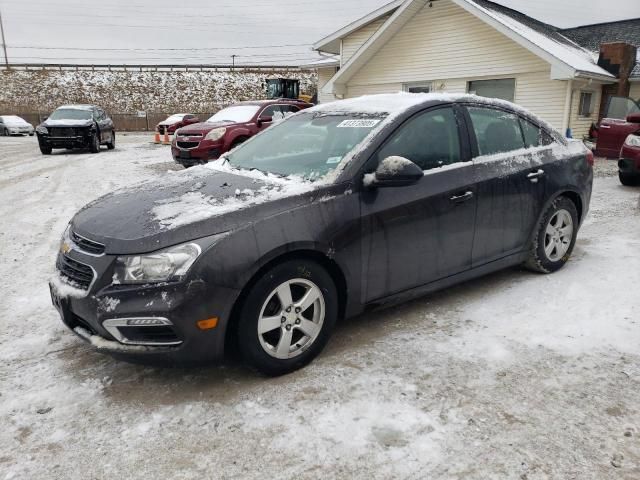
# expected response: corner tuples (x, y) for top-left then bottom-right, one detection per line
(337, 119), (381, 128)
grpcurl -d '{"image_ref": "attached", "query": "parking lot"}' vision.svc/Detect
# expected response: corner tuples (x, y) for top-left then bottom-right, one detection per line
(1, 134), (639, 479)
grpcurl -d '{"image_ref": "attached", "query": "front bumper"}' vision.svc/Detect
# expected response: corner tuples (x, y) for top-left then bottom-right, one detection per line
(619, 145), (640, 175)
(172, 139), (223, 166)
(38, 133), (93, 149)
(49, 248), (240, 366)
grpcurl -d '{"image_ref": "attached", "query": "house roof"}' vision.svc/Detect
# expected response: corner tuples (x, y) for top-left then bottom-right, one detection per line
(313, 0), (404, 54)
(316, 0), (619, 95)
(561, 19), (640, 80)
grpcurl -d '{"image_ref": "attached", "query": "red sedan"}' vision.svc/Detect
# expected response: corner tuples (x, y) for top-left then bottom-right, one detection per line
(157, 114), (200, 135)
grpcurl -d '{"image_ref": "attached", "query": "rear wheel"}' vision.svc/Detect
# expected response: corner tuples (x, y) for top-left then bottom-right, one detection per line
(525, 196), (579, 273)
(236, 259), (338, 376)
(89, 132), (100, 153)
(619, 172), (640, 186)
(106, 130), (116, 150)
(2, 128), (8, 136)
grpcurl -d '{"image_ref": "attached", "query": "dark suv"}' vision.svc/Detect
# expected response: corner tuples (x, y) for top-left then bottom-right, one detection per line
(50, 93), (592, 376)
(171, 99), (312, 167)
(36, 105), (115, 155)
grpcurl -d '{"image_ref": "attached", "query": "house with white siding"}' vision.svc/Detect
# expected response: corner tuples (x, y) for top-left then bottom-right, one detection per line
(312, 0), (640, 140)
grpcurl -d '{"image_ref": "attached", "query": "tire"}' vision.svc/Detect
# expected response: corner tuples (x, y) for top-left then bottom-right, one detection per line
(29, 132), (35, 136)
(525, 196), (579, 274)
(89, 132), (100, 153)
(106, 130), (116, 150)
(2, 128), (7, 136)
(236, 259), (338, 376)
(619, 172), (640, 186)
(39, 144), (52, 155)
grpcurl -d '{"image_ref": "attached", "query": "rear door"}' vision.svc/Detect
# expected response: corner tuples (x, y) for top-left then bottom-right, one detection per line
(360, 105), (477, 302)
(464, 105), (547, 266)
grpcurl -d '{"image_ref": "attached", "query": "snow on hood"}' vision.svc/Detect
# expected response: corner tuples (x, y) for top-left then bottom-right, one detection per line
(152, 161), (313, 230)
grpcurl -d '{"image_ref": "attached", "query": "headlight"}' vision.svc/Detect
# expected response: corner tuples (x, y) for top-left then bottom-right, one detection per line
(205, 127), (226, 141)
(36, 126), (48, 134)
(624, 134), (640, 148)
(113, 243), (202, 284)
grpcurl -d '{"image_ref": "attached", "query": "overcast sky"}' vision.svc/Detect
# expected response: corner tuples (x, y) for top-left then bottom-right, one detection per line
(0, 0), (637, 66)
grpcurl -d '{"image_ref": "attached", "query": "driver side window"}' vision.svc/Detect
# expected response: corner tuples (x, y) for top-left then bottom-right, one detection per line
(375, 107), (462, 171)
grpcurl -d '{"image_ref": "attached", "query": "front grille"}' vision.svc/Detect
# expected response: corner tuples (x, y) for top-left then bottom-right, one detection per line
(50, 127), (82, 137)
(177, 141), (199, 149)
(71, 230), (105, 255)
(56, 254), (95, 291)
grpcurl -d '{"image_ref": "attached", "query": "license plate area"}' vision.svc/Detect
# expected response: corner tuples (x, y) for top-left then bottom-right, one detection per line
(179, 150), (191, 159)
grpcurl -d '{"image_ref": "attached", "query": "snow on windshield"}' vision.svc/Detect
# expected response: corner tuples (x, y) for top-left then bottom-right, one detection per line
(164, 114), (186, 123)
(207, 105), (260, 124)
(1, 115), (27, 124)
(49, 108), (92, 121)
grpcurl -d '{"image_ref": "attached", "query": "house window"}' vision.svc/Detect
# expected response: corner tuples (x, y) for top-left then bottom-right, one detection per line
(578, 91), (594, 117)
(403, 82), (432, 94)
(468, 78), (516, 102)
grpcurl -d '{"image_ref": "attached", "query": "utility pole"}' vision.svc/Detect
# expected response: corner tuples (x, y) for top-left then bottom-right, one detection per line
(0, 5), (8, 69)
(231, 54), (236, 71)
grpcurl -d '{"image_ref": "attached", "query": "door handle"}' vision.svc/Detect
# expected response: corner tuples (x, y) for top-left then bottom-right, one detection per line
(527, 169), (545, 183)
(599, 125), (611, 129)
(450, 191), (474, 203)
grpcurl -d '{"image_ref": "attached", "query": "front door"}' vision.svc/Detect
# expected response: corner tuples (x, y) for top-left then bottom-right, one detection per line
(464, 105), (547, 266)
(360, 106), (477, 302)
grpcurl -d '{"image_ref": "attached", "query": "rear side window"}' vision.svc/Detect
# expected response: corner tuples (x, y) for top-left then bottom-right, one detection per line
(375, 107), (462, 171)
(520, 118), (554, 148)
(468, 107), (525, 156)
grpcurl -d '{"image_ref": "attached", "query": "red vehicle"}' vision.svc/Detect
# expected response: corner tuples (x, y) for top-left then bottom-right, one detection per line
(157, 113), (200, 135)
(594, 96), (640, 158)
(171, 99), (312, 167)
(619, 132), (640, 186)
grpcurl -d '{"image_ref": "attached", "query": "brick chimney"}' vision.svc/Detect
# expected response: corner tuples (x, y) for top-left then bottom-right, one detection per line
(598, 42), (638, 120)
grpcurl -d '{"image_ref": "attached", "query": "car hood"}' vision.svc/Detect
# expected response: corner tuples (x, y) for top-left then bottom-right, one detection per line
(70, 167), (315, 254)
(41, 119), (94, 128)
(177, 121), (237, 134)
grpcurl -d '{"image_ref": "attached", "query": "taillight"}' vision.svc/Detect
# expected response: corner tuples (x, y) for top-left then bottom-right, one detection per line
(586, 149), (594, 167)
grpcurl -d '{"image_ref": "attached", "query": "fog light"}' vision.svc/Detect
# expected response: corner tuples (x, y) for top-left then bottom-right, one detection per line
(197, 317), (218, 330)
(126, 318), (170, 326)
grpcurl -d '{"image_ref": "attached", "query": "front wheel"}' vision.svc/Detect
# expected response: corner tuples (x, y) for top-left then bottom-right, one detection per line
(525, 196), (579, 273)
(2, 128), (8, 136)
(39, 144), (52, 155)
(89, 132), (100, 153)
(619, 172), (640, 186)
(237, 260), (338, 376)
(106, 130), (116, 150)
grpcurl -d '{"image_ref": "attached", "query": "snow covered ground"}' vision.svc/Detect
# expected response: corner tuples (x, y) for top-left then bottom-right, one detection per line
(0, 135), (639, 479)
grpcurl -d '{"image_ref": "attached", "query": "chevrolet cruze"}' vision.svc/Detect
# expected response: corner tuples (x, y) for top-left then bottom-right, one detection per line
(50, 93), (593, 376)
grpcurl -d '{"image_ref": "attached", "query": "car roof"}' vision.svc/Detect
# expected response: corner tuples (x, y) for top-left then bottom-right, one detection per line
(233, 99), (307, 107)
(56, 104), (97, 111)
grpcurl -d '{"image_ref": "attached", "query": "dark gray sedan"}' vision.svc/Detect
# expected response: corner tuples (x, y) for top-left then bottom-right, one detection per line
(49, 93), (593, 376)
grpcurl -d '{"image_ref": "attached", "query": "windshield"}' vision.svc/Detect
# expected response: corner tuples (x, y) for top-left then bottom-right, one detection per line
(1, 115), (26, 124)
(605, 96), (640, 120)
(207, 105), (260, 124)
(165, 114), (185, 122)
(49, 108), (92, 121)
(226, 112), (384, 180)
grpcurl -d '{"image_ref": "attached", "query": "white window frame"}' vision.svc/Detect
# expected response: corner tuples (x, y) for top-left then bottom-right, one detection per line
(578, 90), (595, 117)
(467, 78), (517, 103)
(403, 82), (433, 94)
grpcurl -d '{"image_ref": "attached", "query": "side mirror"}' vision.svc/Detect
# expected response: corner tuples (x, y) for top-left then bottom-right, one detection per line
(626, 112), (640, 124)
(257, 115), (273, 127)
(364, 156), (423, 188)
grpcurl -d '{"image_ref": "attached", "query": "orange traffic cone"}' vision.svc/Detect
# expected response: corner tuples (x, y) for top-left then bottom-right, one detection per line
(154, 131), (161, 144)
(162, 130), (170, 145)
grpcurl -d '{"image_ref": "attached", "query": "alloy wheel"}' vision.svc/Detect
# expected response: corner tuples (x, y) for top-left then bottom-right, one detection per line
(257, 278), (325, 360)
(544, 209), (574, 262)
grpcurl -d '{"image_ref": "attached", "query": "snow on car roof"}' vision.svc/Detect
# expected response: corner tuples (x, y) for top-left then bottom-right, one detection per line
(56, 105), (95, 110)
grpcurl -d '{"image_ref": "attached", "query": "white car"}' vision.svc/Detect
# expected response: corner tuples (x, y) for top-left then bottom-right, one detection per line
(0, 115), (35, 136)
